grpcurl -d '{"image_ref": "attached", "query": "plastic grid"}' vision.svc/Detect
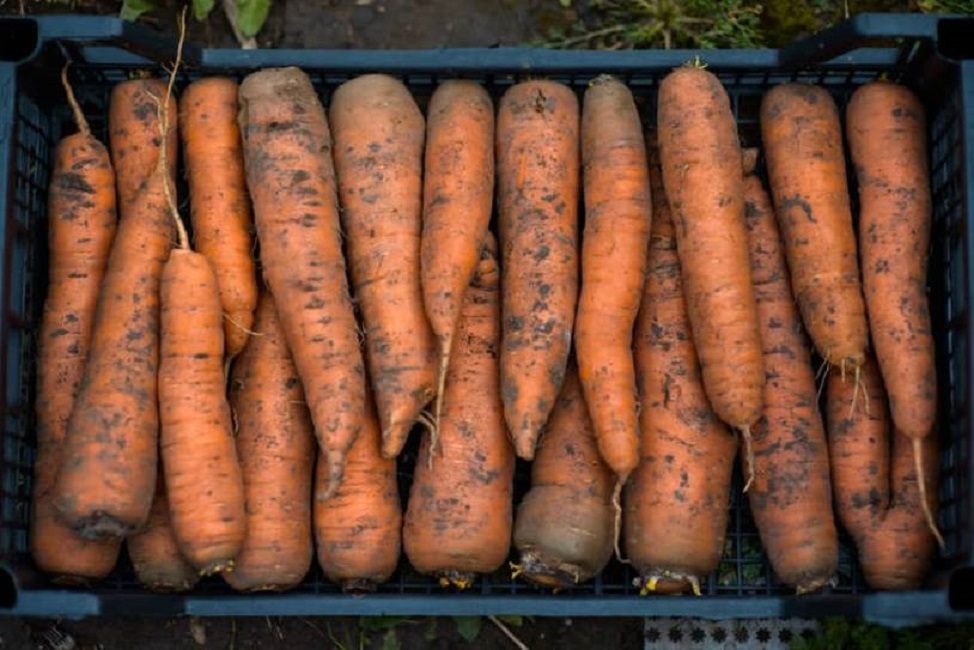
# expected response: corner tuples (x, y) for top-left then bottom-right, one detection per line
(0, 60), (965, 601)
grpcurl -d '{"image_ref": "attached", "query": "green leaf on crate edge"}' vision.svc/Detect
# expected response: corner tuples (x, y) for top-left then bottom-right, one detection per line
(192, 0), (216, 21)
(119, 0), (157, 22)
(453, 617), (483, 643)
(235, 0), (271, 39)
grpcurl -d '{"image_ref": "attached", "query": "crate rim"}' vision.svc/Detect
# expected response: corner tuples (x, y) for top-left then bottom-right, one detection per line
(0, 13), (972, 624)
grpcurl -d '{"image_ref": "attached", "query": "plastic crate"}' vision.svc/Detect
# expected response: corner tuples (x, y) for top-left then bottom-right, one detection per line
(0, 13), (972, 623)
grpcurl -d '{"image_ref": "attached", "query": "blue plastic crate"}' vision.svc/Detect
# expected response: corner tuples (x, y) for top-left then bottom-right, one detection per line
(0, 13), (971, 623)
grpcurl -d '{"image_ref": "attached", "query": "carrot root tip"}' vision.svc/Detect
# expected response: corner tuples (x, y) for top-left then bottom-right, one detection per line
(913, 438), (946, 551)
(611, 478), (629, 565)
(436, 571), (475, 590)
(341, 578), (378, 594)
(740, 425), (755, 493)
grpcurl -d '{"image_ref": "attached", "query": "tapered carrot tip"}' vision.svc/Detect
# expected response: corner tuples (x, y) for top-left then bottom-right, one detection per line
(318, 454), (346, 501)
(795, 574), (835, 595)
(199, 559), (235, 577)
(913, 438), (946, 550)
(380, 416), (418, 459)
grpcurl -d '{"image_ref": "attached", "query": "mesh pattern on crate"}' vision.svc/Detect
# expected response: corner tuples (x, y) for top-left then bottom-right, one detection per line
(1, 61), (967, 599)
(642, 617), (820, 650)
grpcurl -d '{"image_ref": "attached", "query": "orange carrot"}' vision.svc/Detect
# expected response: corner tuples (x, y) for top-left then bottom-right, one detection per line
(761, 83), (867, 371)
(109, 78), (177, 207)
(54, 79), (177, 539)
(827, 356), (938, 590)
(127, 474), (199, 592)
(225, 293), (315, 592)
(657, 65), (763, 478)
(314, 392), (401, 592)
(404, 234), (514, 588)
(847, 80), (940, 544)
(330, 74), (437, 458)
(421, 80), (495, 429)
(512, 366), (615, 587)
(179, 77), (257, 359)
(625, 138), (736, 596)
(31, 67), (120, 581)
(238, 67), (366, 499)
(576, 74), (651, 481)
(159, 246), (246, 575)
(496, 80), (580, 461)
(743, 154), (838, 593)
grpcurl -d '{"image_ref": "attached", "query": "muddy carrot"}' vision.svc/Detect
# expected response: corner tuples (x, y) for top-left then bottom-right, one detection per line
(109, 78), (177, 206)
(576, 74), (651, 481)
(31, 67), (120, 581)
(314, 391), (401, 592)
(54, 79), (177, 539)
(496, 80), (580, 461)
(761, 83), (867, 372)
(625, 137), (736, 596)
(657, 65), (763, 480)
(743, 154), (838, 594)
(827, 356), (938, 590)
(421, 80), (495, 430)
(330, 74), (436, 458)
(238, 67), (366, 499)
(512, 366), (615, 587)
(179, 77), (257, 359)
(404, 234), (514, 588)
(225, 293), (315, 592)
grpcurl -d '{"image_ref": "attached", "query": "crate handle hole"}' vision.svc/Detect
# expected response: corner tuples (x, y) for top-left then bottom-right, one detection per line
(0, 568), (16, 608)
(949, 567), (974, 610)
(0, 19), (38, 62)
(938, 19), (974, 61)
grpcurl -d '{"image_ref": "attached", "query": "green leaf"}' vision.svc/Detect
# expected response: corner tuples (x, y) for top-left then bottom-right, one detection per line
(558, 0), (572, 6)
(495, 615), (523, 628)
(192, 0), (215, 21)
(380, 629), (400, 650)
(119, 0), (157, 22)
(453, 617), (483, 643)
(235, 0), (271, 38)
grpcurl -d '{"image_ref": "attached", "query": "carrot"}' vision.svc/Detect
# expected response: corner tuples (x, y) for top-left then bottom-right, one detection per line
(127, 474), (199, 592)
(109, 78), (177, 207)
(314, 392), (401, 592)
(179, 77), (257, 359)
(576, 74), (651, 481)
(330, 74), (437, 458)
(421, 80), (495, 430)
(404, 234), (514, 588)
(53, 78), (177, 539)
(225, 293), (315, 592)
(657, 65), (763, 481)
(159, 246), (246, 574)
(742, 154), (838, 593)
(827, 356), (938, 590)
(761, 83), (867, 372)
(31, 67), (120, 582)
(625, 138), (736, 596)
(512, 366), (615, 587)
(238, 67), (366, 499)
(496, 80), (580, 461)
(847, 80), (941, 544)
